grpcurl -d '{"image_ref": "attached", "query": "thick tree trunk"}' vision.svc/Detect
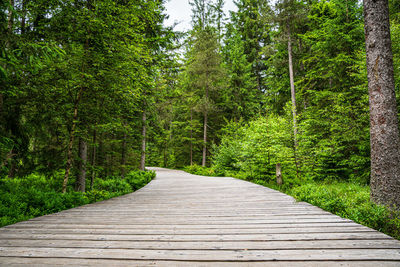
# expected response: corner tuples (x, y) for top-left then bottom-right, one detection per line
(90, 129), (96, 189)
(75, 137), (87, 192)
(140, 111), (146, 171)
(202, 111), (208, 167)
(121, 128), (127, 178)
(364, 0), (400, 209)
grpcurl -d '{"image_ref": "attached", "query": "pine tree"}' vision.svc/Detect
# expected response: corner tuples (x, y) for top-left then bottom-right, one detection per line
(364, 0), (400, 209)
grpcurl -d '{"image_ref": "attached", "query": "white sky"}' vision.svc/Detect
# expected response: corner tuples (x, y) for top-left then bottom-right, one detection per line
(164, 0), (237, 32)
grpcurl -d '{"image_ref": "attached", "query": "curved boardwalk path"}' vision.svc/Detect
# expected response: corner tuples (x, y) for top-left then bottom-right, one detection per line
(1, 168), (400, 266)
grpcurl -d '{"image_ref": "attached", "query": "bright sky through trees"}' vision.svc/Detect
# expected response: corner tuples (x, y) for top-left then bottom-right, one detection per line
(164, 0), (237, 31)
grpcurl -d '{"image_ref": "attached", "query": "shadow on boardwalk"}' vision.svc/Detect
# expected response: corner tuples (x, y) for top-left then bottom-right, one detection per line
(1, 167), (400, 266)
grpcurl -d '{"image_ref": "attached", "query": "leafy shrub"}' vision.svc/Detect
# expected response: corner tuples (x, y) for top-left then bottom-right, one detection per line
(183, 165), (224, 177)
(93, 177), (132, 193)
(288, 181), (400, 240)
(125, 170), (156, 190)
(212, 113), (299, 184)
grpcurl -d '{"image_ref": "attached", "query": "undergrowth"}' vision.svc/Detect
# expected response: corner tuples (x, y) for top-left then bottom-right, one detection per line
(0, 170), (155, 227)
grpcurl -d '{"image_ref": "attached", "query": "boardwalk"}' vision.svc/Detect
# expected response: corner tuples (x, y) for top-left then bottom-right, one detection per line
(1, 168), (400, 266)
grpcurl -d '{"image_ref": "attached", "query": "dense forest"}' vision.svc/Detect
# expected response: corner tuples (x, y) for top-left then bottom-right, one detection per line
(1, 0), (400, 230)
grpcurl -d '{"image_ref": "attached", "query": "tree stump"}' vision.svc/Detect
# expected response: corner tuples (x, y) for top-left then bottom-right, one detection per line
(276, 163), (282, 185)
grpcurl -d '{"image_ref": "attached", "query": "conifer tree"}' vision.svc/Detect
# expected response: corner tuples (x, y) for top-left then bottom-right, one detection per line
(364, 0), (400, 209)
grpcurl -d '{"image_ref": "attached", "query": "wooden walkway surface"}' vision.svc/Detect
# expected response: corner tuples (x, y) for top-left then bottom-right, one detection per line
(1, 167), (400, 266)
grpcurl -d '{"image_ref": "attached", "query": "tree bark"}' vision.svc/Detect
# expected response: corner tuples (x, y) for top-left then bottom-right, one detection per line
(62, 101), (80, 193)
(140, 111), (146, 171)
(21, 0), (27, 34)
(90, 129), (96, 189)
(121, 127), (127, 178)
(276, 163), (282, 186)
(190, 108), (193, 166)
(63, 0), (92, 192)
(202, 111), (207, 167)
(7, 148), (16, 178)
(288, 27), (298, 147)
(75, 137), (87, 192)
(202, 86), (209, 167)
(364, 0), (400, 209)
(288, 26), (300, 179)
(7, 0), (14, 35)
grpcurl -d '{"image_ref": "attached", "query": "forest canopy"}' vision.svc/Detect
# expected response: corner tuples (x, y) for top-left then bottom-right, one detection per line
(1, 0), (400, 203)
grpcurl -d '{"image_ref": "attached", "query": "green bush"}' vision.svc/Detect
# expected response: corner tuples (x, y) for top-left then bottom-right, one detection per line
(183, 165), (223, 177)
(288, 181), (400, 240)
(0, 170), (155, 227)
(93, 177), (132, 193)
(125, 170), (156, 190)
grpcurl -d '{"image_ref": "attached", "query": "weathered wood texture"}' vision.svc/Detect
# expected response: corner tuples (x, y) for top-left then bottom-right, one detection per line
(1, 167), (399, 266)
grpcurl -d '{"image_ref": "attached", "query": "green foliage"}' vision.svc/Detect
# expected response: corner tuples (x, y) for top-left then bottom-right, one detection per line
(212, 112), (300, 184)
(289, 182), (400, 240)
(0, 170), (155, 227)
(1, 0), (172, 184)
(222, 24), (260, 120)
(183, 164), (223, 176)
(125, 170), (156, 191)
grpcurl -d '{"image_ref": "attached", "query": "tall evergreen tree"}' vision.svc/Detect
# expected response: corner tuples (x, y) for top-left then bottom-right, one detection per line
(188, 27), (224, 166)
(222, 24), (258, 121)
(231, 0), (271, 94)
(364, 0), (400, 209)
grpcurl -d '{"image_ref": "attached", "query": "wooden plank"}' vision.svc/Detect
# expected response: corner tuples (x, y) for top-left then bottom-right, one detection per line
(2, 239), (400, 250)
(0, 232), (391, 241)
(16, 219), (353, 225)
(1, 247), (400, 261)
(0, 226), (376, 235)
(0, 167), (399, 266)
(6, 222), (362, 229)
(1, 257), (399, 267)
(0, 226), (375, 235)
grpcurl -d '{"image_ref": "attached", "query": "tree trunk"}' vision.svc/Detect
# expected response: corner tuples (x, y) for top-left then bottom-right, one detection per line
(62, 102), (80, 193)
(190, 108), (193, 166)
(0, 93), (3, 115)
(0, 149), (14, 170)
(202, 110), (208, 167)
(140, 111), (146, 171)
(121, 128), (127, 178)
(21, 0), (27, 34)
(364, 0), (400, 209)
(202, 86), (209, 167)
(75, 137), (87, 192)
(7, 149), (16, 178)
(8, 0), (14, 35)
(288, 27), (298, 146)
(276, 163), (282, 186)
(288, 26), (301, 179)
(90, 129), (96, 189)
